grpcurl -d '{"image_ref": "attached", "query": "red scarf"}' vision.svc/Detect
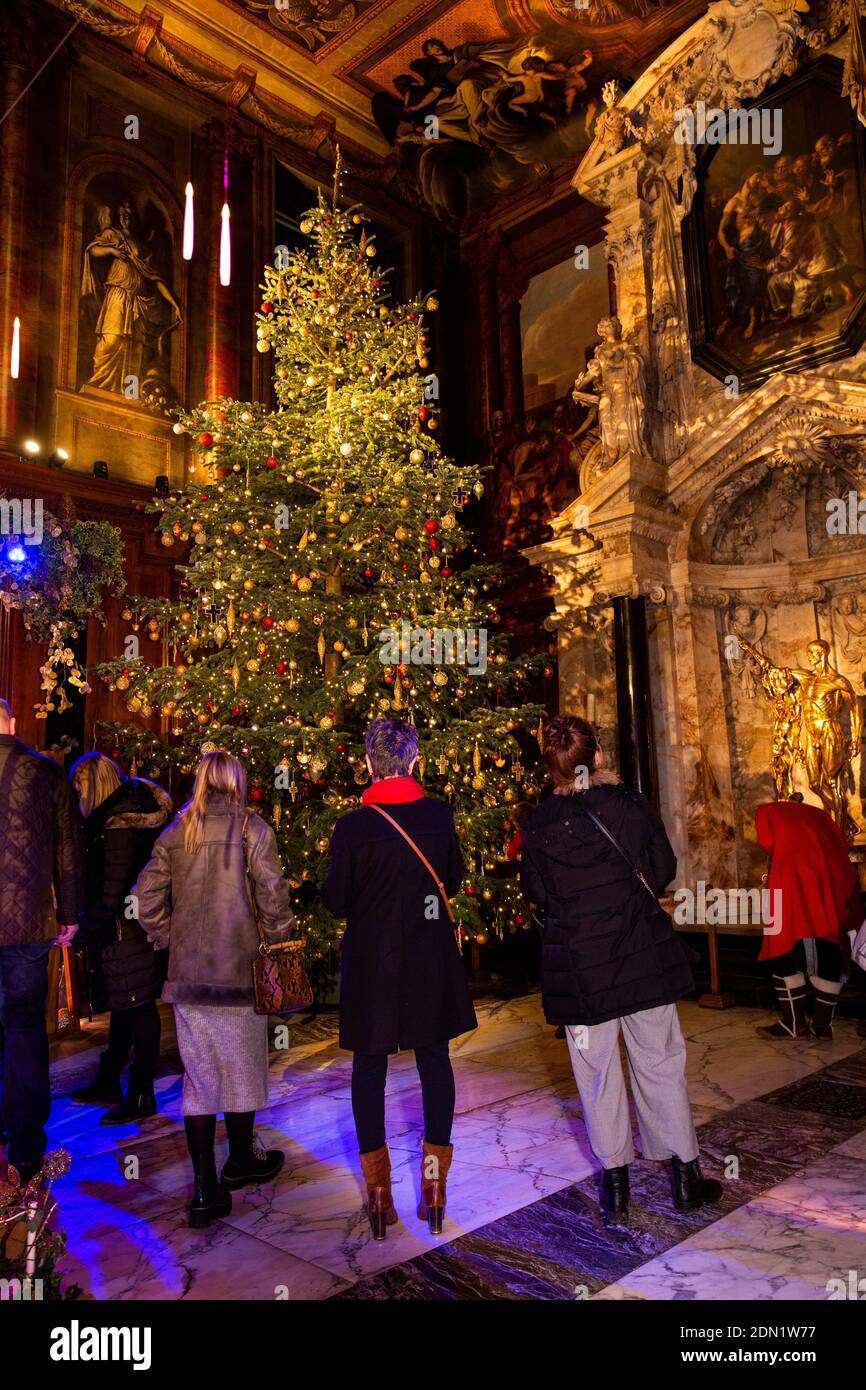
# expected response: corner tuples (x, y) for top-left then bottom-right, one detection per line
(361, 774), (426, 806)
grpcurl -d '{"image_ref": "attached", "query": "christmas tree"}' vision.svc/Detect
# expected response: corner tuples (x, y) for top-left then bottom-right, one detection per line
(100, 159), (545, 962)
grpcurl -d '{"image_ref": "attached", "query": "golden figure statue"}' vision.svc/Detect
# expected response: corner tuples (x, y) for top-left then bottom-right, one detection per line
(741, 638), (862, 837)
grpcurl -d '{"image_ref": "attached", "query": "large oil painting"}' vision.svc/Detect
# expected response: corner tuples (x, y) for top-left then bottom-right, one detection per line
(683, 59), (866, 388)
(490, 246), (610, 553)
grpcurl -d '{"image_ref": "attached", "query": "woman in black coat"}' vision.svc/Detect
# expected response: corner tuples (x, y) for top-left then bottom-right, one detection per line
(323, 717), (476, 1240)
(520, 716), (721, 1220)
(69, 754), (173, 1124)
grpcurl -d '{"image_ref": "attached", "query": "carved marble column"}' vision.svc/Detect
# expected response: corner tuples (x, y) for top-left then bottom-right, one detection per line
(0, 10), (38, 445)
(200, 124), (245, 402)
(612, 595), (659, 806)
(461, 228), (503, 434)
(497, 244), (529, 427)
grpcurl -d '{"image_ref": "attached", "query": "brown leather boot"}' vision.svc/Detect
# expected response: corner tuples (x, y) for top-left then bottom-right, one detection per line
(359, 1145), (398, 1241)
(417, 1140), (453, 1235)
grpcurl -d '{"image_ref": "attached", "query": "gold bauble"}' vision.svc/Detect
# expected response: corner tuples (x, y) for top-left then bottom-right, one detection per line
(116, 676), (130, 691)
(399, 497), (411, 509)
(286, 618), (301, 633)
(394, 526), (409, 542)
(297, 577), (312, 593)
(246, 659), (260, 672)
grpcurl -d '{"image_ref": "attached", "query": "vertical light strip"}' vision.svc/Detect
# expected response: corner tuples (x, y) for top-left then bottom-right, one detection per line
(219, 153), (231, 287)
(183, 181), (195, 260)
(10, 317), (20, 379)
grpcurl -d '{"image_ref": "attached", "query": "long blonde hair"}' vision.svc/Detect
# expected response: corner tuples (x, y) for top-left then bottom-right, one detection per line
(71, 752), (123, 817)
(181, 750), (247, 853)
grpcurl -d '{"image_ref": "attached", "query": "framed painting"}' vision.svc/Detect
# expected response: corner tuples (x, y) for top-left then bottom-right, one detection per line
(490, 244), (611, 553)
(682, 58), (866, 389)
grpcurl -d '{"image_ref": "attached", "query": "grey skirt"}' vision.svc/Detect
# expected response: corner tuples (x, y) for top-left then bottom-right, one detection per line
(173, 1003), (270, 1116)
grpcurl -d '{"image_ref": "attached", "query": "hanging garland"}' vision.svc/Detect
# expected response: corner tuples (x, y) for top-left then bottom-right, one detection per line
(0, 502), (124, 717)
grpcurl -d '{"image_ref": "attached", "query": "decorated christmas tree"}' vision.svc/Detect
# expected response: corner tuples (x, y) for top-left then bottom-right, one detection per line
(100, 159), (545, 962)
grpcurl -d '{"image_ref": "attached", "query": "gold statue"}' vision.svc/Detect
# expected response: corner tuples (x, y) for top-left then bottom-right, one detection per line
(741, 638), (862, 836)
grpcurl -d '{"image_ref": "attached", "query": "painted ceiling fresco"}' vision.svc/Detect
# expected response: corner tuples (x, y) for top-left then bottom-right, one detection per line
(124, 0), (709, 222)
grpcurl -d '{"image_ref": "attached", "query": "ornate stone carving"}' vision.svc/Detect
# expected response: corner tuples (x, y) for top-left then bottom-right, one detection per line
(702, 0), (807, 102)
(593, 81), (643, 156)
(573, 317), (647, 468)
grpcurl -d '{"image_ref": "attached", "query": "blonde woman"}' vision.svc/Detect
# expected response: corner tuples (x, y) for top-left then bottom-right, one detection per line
(69, 753), (172, 1124)
(135, 751), (295, 1228)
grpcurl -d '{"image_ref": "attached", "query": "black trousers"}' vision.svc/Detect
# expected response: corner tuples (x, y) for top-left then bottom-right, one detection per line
(352, 1042), (455, 1154)
(104, 1000), (161, 1084)
(772, 939), (841, 982)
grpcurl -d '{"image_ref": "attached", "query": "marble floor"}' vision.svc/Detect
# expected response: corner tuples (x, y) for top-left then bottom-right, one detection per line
(35, 995), (866, 1300)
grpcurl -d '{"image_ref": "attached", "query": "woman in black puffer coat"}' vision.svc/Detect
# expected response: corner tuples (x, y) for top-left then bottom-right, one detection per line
(69, 754), (173, 1125)
(520, 716), (721, 1221)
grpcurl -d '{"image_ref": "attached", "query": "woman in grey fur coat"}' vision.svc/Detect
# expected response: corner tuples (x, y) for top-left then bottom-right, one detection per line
(136, 750), (296, 1227)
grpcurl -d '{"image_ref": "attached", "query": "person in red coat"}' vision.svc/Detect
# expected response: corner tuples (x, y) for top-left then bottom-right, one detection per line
(755, 794), (862, 1040)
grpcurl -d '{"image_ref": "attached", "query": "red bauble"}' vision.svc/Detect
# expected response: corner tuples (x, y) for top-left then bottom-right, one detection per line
(262, 615), (274, 629)
(249, 785), (264, 802)
(418, 405), (429, 423)
(441, 566), (452, 578)
(311, 289), (320, 299)
(276, 660), (286, 675)
(262, 538), (271, 547)
(232, 705), (242, 716)
(423, 517), (438, 534)
(261, 301), (273, 314)
(336, 743), (345, 753)
(401, 562), (409, 571)
(429, 537), (438, 550)
(198, 432), (214, 447)
(514, 913), (527, 926)
(266, 456), (278, 469)
(466, 885), (476, 896)
(363, 566), (374, 578)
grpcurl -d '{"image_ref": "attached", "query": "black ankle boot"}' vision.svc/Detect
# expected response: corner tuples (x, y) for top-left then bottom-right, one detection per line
(188, 1154), (232, 1228)
(672, 1156), (722, 1213)
(100, 1069), (157, 1126)
(221, 1138), (285, 1190)
(70, 1056), (123, 1107)
(601, 1164), (630, 1216)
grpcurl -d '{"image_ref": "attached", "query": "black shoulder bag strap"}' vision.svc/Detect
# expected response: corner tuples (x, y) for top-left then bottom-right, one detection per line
(576, 800), (659, 903)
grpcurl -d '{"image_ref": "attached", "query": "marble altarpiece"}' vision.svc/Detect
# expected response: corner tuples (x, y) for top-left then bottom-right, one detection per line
(523, 0), (866, 901)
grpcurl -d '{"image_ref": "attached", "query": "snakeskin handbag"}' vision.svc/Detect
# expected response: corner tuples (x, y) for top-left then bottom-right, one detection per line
(243, 816), (313, 1015)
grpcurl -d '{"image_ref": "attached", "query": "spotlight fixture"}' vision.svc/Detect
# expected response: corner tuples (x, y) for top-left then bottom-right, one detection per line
(47, 447), (69, 469)
(92, 460), (109, 479)
(22, 439), (40, 458)
(154, 474), (170, 497)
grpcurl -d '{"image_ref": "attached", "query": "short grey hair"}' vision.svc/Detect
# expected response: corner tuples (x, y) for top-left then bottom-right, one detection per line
(365, 718), (419, 778)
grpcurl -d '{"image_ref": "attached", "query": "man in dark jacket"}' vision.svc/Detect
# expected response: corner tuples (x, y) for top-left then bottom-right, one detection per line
(0, 699), (84, 1181)
(323, 717), (476, 1239)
